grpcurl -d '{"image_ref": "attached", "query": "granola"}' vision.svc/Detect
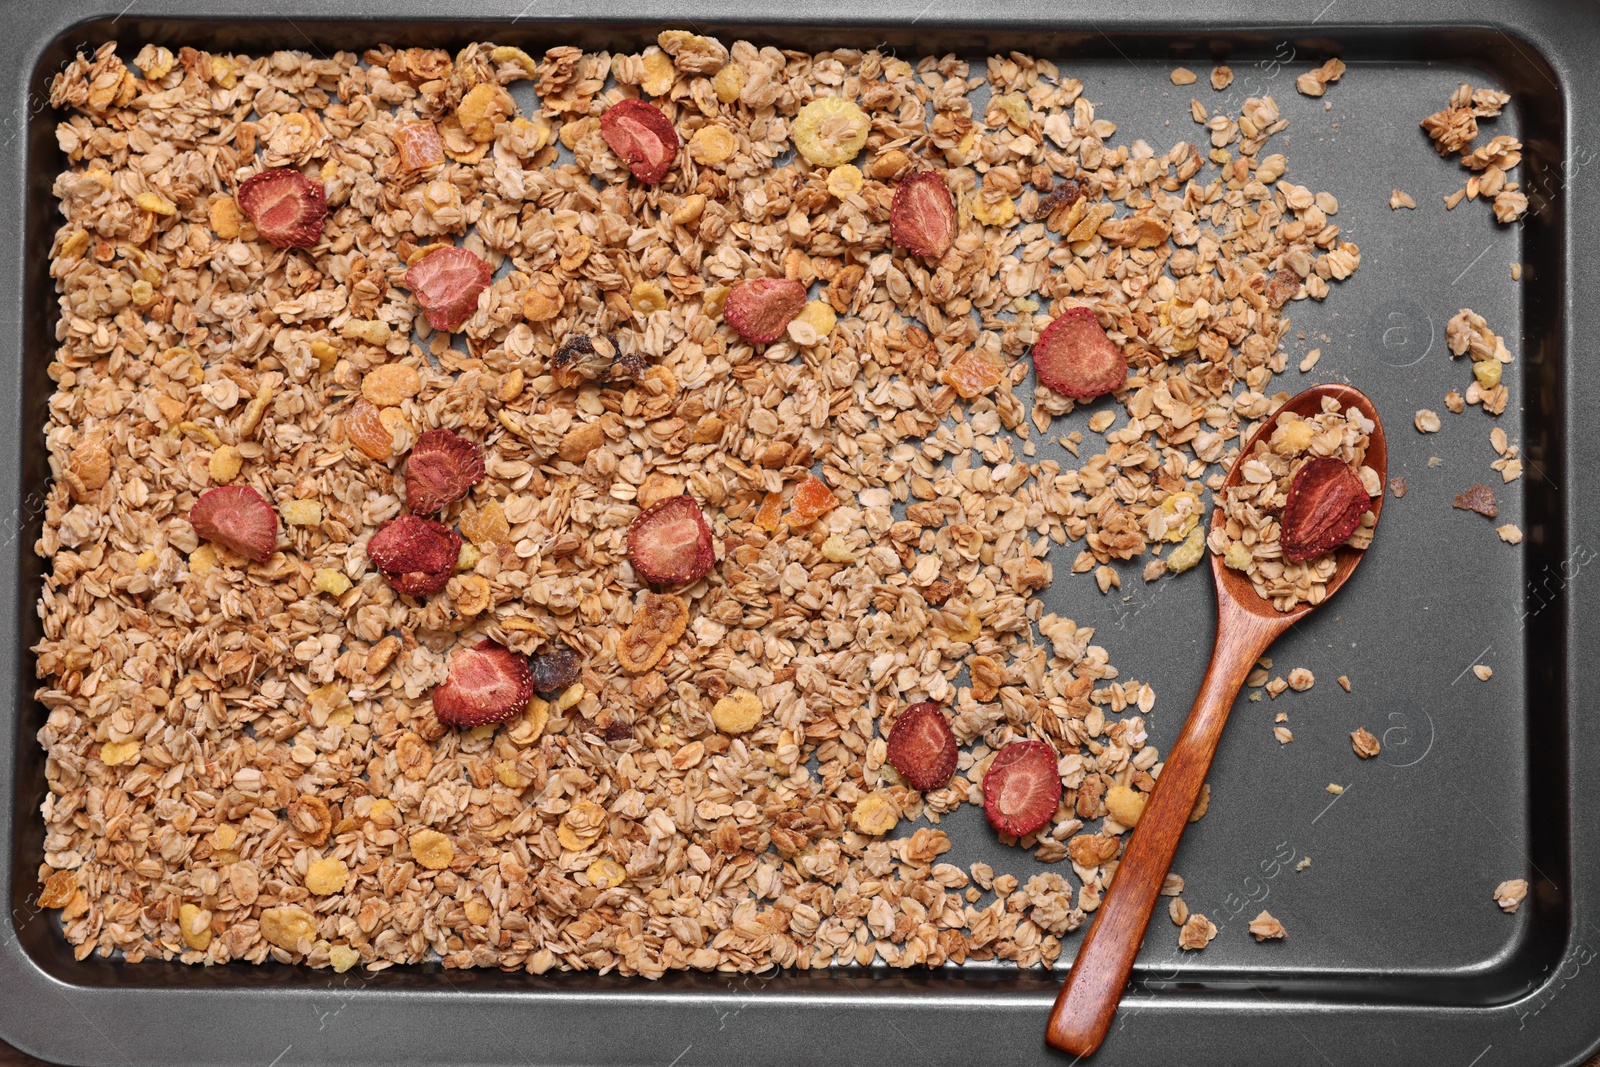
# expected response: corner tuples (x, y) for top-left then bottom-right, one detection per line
(36, 36), (1359, 975)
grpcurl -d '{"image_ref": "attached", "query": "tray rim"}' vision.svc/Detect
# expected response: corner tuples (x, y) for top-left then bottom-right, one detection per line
(2, 2), (1597, 1065)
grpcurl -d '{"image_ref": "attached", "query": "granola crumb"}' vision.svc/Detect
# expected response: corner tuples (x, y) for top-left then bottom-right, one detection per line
(1351, 727), (1381, 758)
(1178, 913), (1218, 950)
(1429, 457), (1445, 468)
(1473, 664), (1493, 682)
(1210, 65), (1233, 90)
(1287, 668), (1315, 692)
(1266, 677), (1289, 699)
(1389, 189), (1417, 210)
(1498, 523), (1524, 544)
(1326, 783), (1344, 794)
(1170, 67), (1197, 86)
(1511, 263), (1523, 280)
(1494, 878), (1529, 913)
(1273, 726), (1294, 744)
(1389, 478), (1407, 498)
(1295, 856), (1312, 871)
(1337, 675), (1351, 692)
(1414, 409), (1442, 433)
(1296, 58), (1345, 98)
(1249, 910), (1288, 941)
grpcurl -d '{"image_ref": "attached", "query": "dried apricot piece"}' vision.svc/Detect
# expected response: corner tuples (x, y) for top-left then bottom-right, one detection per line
(1031, 307), (1129, 400)
(1280, 457), (1371, 563)
(788, 475), (838, 525)
(617, 592), (689, 673)
(600, 99), (679, 184)
(982, 739), (1061, 837)
(885, 702), (959, 791)
(189, 486), (278, 561)
(361, 363), (422, 407)
(395, 121), (445, 172)
(792, 97), (871, 167)
(236, 168), (326, 249)
(851, 790), (901, 835)
(627, 495), (716, 585)
(347, 399), (393, 459)
(940, 349), (1004, 399)
(890, 171), (957, 259)
(405, 246), (492, 332)
(432, 640), (535, 728)
(754, 491), (783, 533)
(403, 428), (485, 514)
(724, 277), (807, 345)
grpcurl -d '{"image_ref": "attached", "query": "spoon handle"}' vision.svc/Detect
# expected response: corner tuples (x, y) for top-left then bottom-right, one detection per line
(1045, 602), (1283, 1057)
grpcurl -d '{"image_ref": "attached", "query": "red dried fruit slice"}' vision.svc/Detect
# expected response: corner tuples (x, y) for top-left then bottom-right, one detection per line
(395, 121), (445, 172)
(404, 428), (486, 514)
(886, 702), (959, 791)
(890, 171), (957, 259)
(1280, 456), (1372, 563)
(404, 246), (493, 332)
(432, 640), (534, 728)
(627, 495), (716, 585)
(982, 739), (1062, 837)
(724, 277), (807, 345)
(236, 168), (327, 249)
(600, 98), (680, 184)
(189, 485), (278, 562)
(1453, 483), (1499, 519)
(1030, 306), (1129, 400)
(366, 514), (462, 596)
(530, 645), (583, 692)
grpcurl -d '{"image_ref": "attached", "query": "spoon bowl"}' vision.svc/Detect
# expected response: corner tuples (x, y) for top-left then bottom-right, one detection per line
(1044, 384), (1386, 1058)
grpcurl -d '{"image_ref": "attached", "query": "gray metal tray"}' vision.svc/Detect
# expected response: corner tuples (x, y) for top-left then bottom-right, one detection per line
(1, 1), (1597, 1065)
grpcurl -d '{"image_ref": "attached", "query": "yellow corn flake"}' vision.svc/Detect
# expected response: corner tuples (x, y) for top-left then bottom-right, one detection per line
(368, 799), (398, 828)
(1272, 417), (1315, 455)
(327, 706), (355, 728)
(557, 799), (607, 851)
(361, 363), (422, 407)
(792, 97), (871, 167)
(305, 684), (351, 727)
(135, 191), (178, 216)
(137, 45), (176, 81)
(60, 229), (90, 258)
(1223, 540), (1254, 571)
(1474, 360), (1503, 390)
(1159, 492), (1201, 542)
(237, 381), (275, 438)
(689, 125), (737, 165)
(555, 682), (586, 712)
(313, 568), (352, 596)
(712, 689), (764, 735)
(508, 697), (549, 745)
(1166, 524), (1207, 574)
(705, 64), (744, 106)
(702, 285), (730, 318)
(821, 534), (857, 563)
(133, 549), (157, 569)
(490, 45), (538, 79)
(826, 164), (864, 199)
(944, 609), (982, 643)
(207, 445), (242, 483)
(792, 299), (836, 340)
(310, 340), (339, 372)
(210, 55), (237, 88)
(178, 903), (213, 950)
(970, 192), (1017, 226)
(495, 760), (532, 789)
(328, 944), (361, 972)
(409, 829), (455, 870)
(305, 857), (350, 895)
(130, 279), (155, 307)
(851, 790), (901, 835)
(282, 499), (323, 526)
(340, 319), (393, 347)
(1106, 784), (1147, 827)
(189, 543), (218, 573)
(259, 906), (317, 952)
(638, 49), (676, 97)
(994, 91), (1032, 127)
(100, 740), (140, 766)
(457, 82), (514, 142)
(586, 857), (627, 889)
(630, 281), (668, 314)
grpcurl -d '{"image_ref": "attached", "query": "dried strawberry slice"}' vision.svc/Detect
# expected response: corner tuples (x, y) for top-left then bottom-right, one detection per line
(627, 494), (715, 585)
(404, 246), (493, 332)
(724, 277), (807, 345)
(600, 98), (680, 184)
(1281, 456), (1371, 563)
(1031, 307), (1129, 400)
(886, 702), (959, 791)
(982, 739), (1062, 837)
(432, 640), (534, 728)
(404, 428), (485, 515)
(366, 514), (462, 596)
(236, 168), (327, 249)
(189, 485), (278, 562)
(890, 171), (956, 259)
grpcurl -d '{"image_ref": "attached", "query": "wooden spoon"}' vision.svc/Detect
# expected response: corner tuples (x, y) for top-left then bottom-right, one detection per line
(1044, 383), (1387, 1057)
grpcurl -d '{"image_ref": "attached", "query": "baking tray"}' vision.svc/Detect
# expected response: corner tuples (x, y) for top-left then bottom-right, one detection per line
(1, 1), (1597, 1064)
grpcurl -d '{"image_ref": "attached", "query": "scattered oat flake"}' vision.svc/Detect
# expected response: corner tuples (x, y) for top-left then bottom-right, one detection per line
(1453, 484), (1498, 519)
(1326, 783), (1344, 795)
(1169, 67), (1197, 86)
(1249, 911), (1288, 941)
(1494, 878), (1529, 913)
(1337, 675), (1351, 692)
(1511, 263), (1523, 280)
(1210, 65), (1233, 90)
(1389, 189), (1416, 210)
(1287, 668), (1314, 692)
(1298, 348), (1320, 373)
(1473, 664), (1493, 682)
(1273, 726), (1294, 744)
(1178, 913), (1218, 950)
(1414, 409), (1441, 433)
(1295, 856), (1312, 871)
(1351, 727), (1381, 759)
(1497, 523), (1524, 544)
